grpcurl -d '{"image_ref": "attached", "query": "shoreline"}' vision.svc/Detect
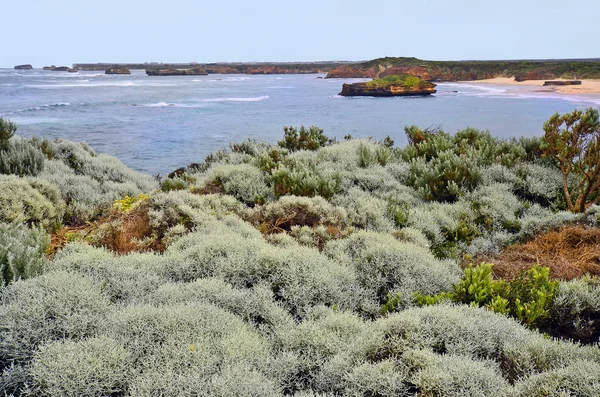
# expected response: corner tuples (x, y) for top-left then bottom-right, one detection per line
(458, 77), (600, 95)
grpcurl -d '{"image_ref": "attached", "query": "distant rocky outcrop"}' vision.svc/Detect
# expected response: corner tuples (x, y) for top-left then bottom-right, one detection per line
(145, 68), (208, 76)
(543, 80), (582, 86)
(14, 64), (33, 70)
(339, 75), (436, 97)
(105, 67), (131, 75)
(43, 65), (77, 72)
(326, 57), (600, 82)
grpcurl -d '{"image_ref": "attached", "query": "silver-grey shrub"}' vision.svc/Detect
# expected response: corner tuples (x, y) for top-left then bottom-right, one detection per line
(53, 243), (163, 305)
(0, 223), (49, 286)
(0, 271), (111, 365)
(30, 336), (132, 397)
(0, 175), (65, 228)
(0, 137), (45, 177)
(549, 276), (600, 343)
(196, 163), (271, 204)
(344, 359), (410, 397)
(333, 188), (394, 231)
(325, 231), (461, 311)
(406, 349), (510, 397)
(514, 359), (600, 397)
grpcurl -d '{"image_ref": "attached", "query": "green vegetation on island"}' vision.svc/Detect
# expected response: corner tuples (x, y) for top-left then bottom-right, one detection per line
(1, 110), (600, 396)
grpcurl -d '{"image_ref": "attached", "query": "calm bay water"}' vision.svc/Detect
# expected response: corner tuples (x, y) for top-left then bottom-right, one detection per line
(2, 69), (599, 175)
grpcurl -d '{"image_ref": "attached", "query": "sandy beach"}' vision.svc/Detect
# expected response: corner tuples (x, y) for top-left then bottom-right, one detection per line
(461, 77), (600, 94)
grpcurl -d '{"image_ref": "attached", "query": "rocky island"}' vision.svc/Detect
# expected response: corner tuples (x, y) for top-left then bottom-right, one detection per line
(146, 67), (208, 76)
(105, 67), (131, 75)
(339, 75), (436, 97)
(14, 64), (33, 70)
(43, 65), (77, 72)
(543, 80), (582, 86)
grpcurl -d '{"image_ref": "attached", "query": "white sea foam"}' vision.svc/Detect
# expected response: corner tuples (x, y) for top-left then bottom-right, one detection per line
(201, 95), (269, 103)
(135, 102), (207, 108)
(12, 103), (71, 113)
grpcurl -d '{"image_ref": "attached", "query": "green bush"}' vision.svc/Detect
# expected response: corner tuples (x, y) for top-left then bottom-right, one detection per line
(0, 223), (49, 286)
(0, 118), (17, 150)
(278, 125), (333, 151)
(416, 263), (559, 327)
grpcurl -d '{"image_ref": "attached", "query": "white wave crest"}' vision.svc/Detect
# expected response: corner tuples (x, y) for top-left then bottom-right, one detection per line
(201, 95), (269, 103)
(135, 102), (207, 108)
(14, 103), (71, 113)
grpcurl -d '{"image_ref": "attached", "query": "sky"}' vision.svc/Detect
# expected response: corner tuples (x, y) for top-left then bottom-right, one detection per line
(1, 0), (598, 67)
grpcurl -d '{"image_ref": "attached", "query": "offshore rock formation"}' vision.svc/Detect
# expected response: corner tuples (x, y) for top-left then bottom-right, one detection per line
(146, 68), (208, 76)
(43, 66), (77, 72)
(543, 80), (582, 86)
(105, 67), (131, 75)
(339, 75), (436, 97)
(14, 64), (33, 70)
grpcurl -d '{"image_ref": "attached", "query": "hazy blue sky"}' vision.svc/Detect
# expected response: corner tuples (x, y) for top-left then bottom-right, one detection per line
(1, 0), (598, 67)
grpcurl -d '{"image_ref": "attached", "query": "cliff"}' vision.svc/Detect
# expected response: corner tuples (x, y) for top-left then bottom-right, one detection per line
(73, 61), (353, 74)
(105, 67), (131, 75)
(339, 75), (436, 97)
(14, 64), (33, 70)
(146, 68), (208, 76)
(326, 57), (600, 81)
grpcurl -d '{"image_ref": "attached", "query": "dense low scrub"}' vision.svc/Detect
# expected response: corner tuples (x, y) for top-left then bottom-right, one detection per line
(1, 112), (600, 395)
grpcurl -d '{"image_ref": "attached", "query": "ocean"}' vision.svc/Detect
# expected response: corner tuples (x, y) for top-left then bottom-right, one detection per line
(1, 69), (599, 175)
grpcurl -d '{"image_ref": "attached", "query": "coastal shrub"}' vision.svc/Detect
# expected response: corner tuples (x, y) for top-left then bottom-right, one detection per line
(406, 149), (482, 202)
(468, 183), (523, 232)
(344, 359), (409, 397)
(513, 360), (600, 397)
(408, 201), (476, 259)
(151, 278), (294, 332)
(501, 336), (600, 382)
(542, 107), (600, 212)
(325, 231), (461, 311)
(0, 175), (65, 229)
(103, 302), (274, 395)
(332, 188), (394, 231)
(417, 263), (559, 326)
(39, 158), (155, 224)
(198, 163), (270, 204)
(245, 195), (348, 234)
(514, 163), (563, 207)
(278, 125), (333, 151)
(406, 350), (510, 397)
(30, 336), (132, 397)
(0, 271), (111, 366)
(273, 308), (366, 392)
(0, 223), (49, 286)
(53, 243), (162, 305)
(0, 137), (45, 177)
(0, 117), (17, 150)
(271, 159), (342, 199)
(359, 304), (534, 364)
(549, 276), (600, 343)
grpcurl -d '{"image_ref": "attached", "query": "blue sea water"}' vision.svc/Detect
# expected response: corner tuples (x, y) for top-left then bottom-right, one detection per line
(1, 69), (600, 175)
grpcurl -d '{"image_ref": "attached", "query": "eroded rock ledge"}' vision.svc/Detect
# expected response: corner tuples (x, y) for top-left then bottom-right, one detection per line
(339, 75), (436, 97)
